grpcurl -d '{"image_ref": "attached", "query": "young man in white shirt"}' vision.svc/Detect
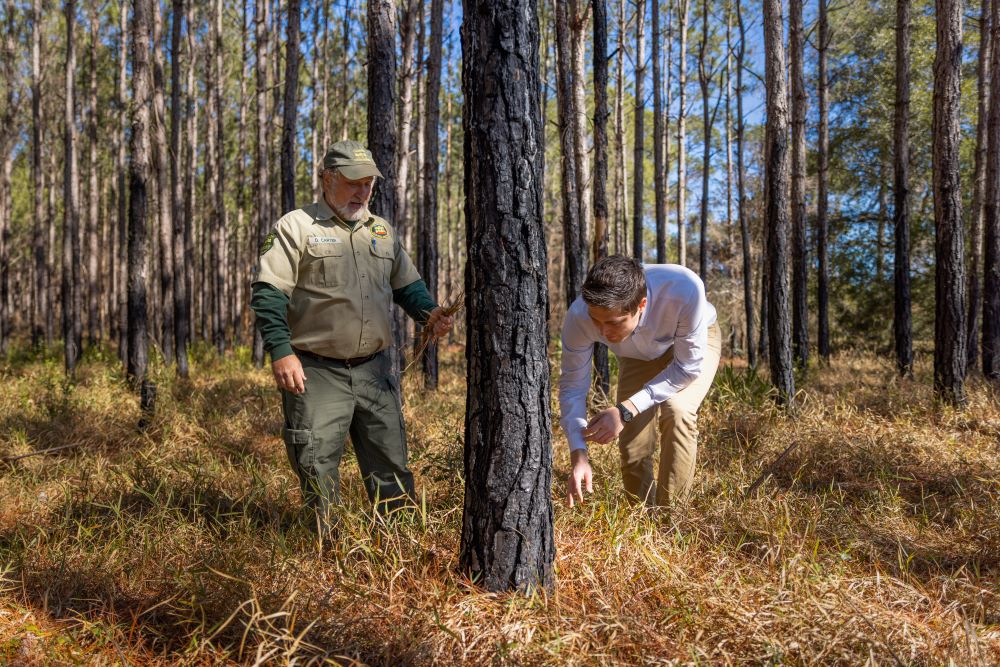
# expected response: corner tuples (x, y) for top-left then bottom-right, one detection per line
(560, 255), (722, 507)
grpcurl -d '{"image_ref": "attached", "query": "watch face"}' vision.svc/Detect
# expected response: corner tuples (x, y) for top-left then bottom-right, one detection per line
(618, 403), (633, 423)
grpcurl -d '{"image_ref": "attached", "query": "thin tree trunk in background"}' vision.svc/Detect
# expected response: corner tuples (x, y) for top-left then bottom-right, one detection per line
(128, 0), (152, 392)
(653, 0), (666, 263)
(632, 0), (645, 260)
(982, 0), (1000, 379)
(725, 4), (733, 244)
(413, 1), (426, 257)
(736, 0), (754, 368)
(556, 0), (583, 307)
(340, 1), (351, 141)
(86, 8), (100, 345)
(460, 0), (554, 594)
(172, 0), (188, 377)
(614, 0), (628, 256)
(817, 0), (830, 361)
(183, 0), (196, 351)
(932, 0), (967, 405)
(763, 0), (794, 405)
(396, 0), (418, 237)
(593, 0), (611, 396)
(63, 0), (81, 376)
(894, 0), (912, 376)
(368, 0), (402, 379)
(253, 0), (270, 366)
(570, 0), (592, 264)
(31, 0), (49, 349)
(697, 0), (714, 283)
(234, 0), (249, 346)
(310, 1), (321, 199)
(676, 0), (689, 267)
(153, 3), (173, 363)
(419, 0), (443, 389)
(212, 0), (226, 354)
(0, 9), (12, 354)
(790, 0), (808, 369)
(117, 0), (129, 361)
(969, 0), (991, 372)
(281, 0), (301, 215)
(205, 0), (219, 351)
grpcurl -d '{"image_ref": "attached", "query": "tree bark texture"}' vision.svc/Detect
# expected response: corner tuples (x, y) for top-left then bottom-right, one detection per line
(419, 0), (443, 389)
(556, 0), (583, 306)
(763, 0), (794, 405)
(676, 0), (689, 267)
(969, 0), (992, 372)
(653, 0), (666, 264)
(63, 0), (81, 376)
(736, 0), (754, 368)
(817, 0), (830, 361)
(31, 0), (49, 348)
(152, 4), (173, 363)
(790, 0), (808, 370)
(171, 0), (188, 377)
(592, 0), (610, 396)
(281, 0), (301, 215)
(460, 0), (555, 594)
(983, 0), (1000, 379)
(128, 0), (152, 386)
(932, 0), (967, 405)
(894, 0), (913, 376)
(252, 0), (270, 366)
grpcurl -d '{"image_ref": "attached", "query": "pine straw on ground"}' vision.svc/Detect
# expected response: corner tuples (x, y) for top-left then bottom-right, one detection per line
(0, 344), (997, 665)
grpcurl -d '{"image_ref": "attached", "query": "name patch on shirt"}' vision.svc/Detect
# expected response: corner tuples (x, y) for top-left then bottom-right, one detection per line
(307, 236), (342, 245)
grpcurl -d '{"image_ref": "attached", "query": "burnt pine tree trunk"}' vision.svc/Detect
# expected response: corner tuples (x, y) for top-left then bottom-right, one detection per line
(969, 0), (991, 372)
(982, 0), (1000, 379)
(592, 0), (611, 396)
(653, 0), (666, 264)
(31, 0), (49, 349)
(763, 0), (794, 405)
(697, 0), (717, 284)
(632, 0), (645, 260)
(367, 0), (403, 379)
(932, 0), (967, 405)
(128, 0), (152, 392)
(117, 0), (129, 360)
(461, 0), (554, 594)
(395, 0), (418, 238)
(281, 0), (301, 214)
(676, 0), (689, 266)
(86, 8), (100, 345)
(556, 0), (583, 305)
(252, 0), (270, 366)
(790, 0), (808, 370)
(736, 0), (754, 368)
(614, 0), (628, 254)
(894, 0), (913, 376)
(63, 0), (81, 376)
(570, 1), (591, 262)
(419, 0), (443, 389)
(817, 0), (830, 361)
(152, 4), (174, 363)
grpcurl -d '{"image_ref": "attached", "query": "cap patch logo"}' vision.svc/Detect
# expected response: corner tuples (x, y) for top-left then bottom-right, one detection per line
(371, 223), (388, 238)
(258, 231), (276, 255)
(353, 149), (368, 159)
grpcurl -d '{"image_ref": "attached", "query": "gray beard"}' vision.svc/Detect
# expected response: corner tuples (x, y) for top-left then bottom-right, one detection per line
(332, 203), (369, 223)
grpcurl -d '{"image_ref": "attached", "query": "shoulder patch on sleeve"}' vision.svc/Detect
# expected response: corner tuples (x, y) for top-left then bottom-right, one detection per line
(259, 231), (276, 255)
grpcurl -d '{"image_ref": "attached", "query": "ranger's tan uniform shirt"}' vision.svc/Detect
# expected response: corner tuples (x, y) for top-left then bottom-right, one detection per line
(255, 199), (421, 359)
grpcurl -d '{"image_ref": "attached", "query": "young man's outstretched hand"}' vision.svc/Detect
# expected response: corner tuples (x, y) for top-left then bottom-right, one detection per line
(566, 449), (593, 507)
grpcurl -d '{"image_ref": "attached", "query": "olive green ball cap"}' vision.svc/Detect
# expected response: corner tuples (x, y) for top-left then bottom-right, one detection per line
(323, 140), (383, 179)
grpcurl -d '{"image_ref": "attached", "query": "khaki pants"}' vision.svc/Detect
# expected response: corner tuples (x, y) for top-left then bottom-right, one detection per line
(616, 324), (721, 506)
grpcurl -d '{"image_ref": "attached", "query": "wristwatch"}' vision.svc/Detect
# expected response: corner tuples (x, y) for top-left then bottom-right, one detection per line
(616, 402), (634, 423)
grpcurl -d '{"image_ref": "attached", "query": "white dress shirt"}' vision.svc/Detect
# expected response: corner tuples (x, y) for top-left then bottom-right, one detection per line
(559, 264), (718, 452)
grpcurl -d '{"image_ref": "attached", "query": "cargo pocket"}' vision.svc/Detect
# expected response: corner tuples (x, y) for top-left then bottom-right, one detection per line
(282, 427), (315, 483)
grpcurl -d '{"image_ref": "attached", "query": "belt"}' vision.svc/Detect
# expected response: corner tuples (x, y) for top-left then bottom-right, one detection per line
(293, 347), (380, 368)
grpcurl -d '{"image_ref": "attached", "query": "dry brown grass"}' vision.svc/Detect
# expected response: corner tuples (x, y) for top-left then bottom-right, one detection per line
(0, 344), (997, 665)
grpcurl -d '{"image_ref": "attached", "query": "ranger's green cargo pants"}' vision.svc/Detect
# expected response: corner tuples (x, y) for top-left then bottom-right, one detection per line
(281, 350), (414, 523)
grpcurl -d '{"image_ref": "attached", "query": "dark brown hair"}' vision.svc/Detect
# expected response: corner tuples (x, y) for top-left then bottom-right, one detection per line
(581, 255), (646, 314)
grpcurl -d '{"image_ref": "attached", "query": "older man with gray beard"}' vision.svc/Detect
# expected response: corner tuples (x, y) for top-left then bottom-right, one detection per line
(251, 140), (452, 533)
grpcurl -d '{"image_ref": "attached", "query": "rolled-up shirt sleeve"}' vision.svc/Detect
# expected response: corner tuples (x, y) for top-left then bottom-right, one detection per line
(626, 280), (711, 414)
(559, 308), (595, 452)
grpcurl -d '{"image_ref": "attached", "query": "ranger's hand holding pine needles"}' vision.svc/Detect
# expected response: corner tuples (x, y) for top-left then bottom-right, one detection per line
(403, 290), (464, 375)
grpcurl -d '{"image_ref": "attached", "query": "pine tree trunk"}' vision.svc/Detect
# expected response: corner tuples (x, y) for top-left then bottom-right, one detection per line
(396, 0), (418, 237)
(556, 0), (583, 306)
(932, 0), (967, 405)
(790, 0), (808, 369)
(183, 0), (197, 349)
(614, 0), (628, 256)
(419, 0), (443, 389)
(128, 0), (152, 389)
(212, 0), (226, 354)
(570, 0), (591, 263)
(86, 9), (100, 345)
(63, 0), (81, 376)
(894, 0), (913, 376)
(736, 0), (754, 368)
(281, 0), (301, 215)
(460, 0), (554, 593)
(982, 0), (1000, 379)
(817, 0), (830, 361)
(969, 0), (991, 372)
(763, 0), (794, 405)
(653, 0), (666, 264)
(676, 0), (689, 267)
(117, 0), (129, 361)
(153, 4), (174, 363)
(171, 0), (188, 376)
(592, 0), (610, 396)
(252, 0), (270, 366)
(31, 0), (49, 349)
(632, 0), (645, 260)
(697, 0), (713, 283)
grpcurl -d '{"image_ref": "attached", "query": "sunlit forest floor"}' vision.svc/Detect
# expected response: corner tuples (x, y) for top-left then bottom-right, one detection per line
(0, 343), (997, 665)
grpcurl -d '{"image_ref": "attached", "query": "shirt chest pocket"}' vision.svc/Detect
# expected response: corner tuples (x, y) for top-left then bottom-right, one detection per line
(304, 241), (345, 287)
(369, 240), (394, 287)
